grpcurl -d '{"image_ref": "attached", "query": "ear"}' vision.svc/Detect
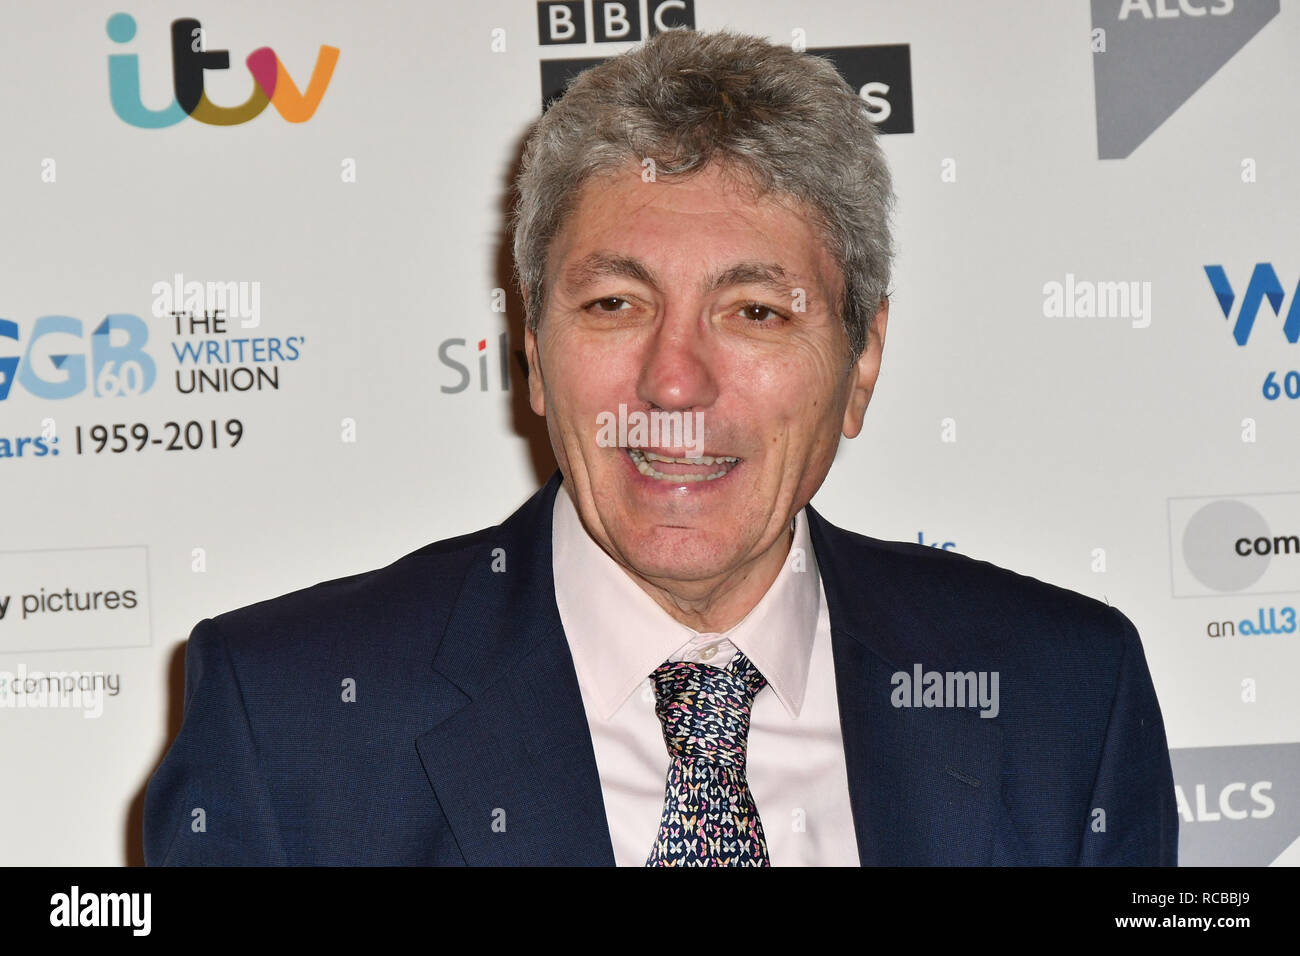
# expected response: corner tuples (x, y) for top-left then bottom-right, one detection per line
(522, 284), (546, 417)
(841, 296), (889, 439)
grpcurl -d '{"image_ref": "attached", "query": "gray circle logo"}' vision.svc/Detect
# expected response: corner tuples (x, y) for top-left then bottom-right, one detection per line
(1182, 499), (1271, 592)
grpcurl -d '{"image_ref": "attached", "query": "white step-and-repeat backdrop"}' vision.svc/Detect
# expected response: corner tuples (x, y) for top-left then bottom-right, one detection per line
(1, 0), (1297, 865)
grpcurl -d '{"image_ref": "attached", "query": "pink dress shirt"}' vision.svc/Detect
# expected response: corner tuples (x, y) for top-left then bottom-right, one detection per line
(551, 483), (861, 865)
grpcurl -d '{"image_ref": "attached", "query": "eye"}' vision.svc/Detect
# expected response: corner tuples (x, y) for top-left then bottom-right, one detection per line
(737, 303), (785, 322)
(585, 296), (632, 313)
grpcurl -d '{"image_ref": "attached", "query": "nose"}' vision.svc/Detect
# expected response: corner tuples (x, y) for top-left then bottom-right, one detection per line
(635, 307), (719, 415)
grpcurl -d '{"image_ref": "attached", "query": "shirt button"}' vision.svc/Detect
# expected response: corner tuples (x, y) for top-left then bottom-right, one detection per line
(698, 643), (718, 661)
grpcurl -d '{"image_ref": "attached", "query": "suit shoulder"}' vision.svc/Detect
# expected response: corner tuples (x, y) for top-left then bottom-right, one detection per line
(201, 523), (499, 662)
(815, 516), (1129, 666)
(863, 527), (1111, 615)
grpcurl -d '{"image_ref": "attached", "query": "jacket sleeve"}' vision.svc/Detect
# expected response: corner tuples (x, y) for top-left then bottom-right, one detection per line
(1078, 606), (1179, 865)
(143, 618), (289, 865)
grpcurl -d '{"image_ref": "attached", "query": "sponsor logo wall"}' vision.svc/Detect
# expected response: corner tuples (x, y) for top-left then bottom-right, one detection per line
(1, 0), (1295, 865)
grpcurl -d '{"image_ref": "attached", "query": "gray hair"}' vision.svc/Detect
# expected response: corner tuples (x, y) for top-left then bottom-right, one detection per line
(510, 28), (895, 359)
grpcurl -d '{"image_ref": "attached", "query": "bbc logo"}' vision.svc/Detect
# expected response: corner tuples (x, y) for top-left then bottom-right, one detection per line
(539, 41), (915, 137)
(537, 0), (695, 45)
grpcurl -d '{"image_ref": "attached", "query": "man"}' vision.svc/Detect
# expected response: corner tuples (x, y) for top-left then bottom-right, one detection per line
(144, 29), (1177, 866)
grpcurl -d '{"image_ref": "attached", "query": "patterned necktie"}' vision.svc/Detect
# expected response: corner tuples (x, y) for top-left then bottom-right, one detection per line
(646, 650), (770, 866)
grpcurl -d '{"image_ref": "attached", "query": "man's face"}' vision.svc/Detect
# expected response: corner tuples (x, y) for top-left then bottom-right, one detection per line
(524, 159), (887, 592)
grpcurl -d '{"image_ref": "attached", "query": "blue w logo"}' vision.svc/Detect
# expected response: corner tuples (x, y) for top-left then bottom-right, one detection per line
(1204, 264), (1300, 346)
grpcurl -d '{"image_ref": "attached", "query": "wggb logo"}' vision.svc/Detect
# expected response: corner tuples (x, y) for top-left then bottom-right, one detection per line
(107, 13), (339, 127)
(1204, 263), (1300, 345)
(0, 316), (156, 400)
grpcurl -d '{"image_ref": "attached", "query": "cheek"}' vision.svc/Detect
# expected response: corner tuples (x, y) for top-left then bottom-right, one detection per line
(545, 372), (615, 445)
(539, 338), (587, 402)
(746, 351), (839, 418)
(552, 351), (636, 413)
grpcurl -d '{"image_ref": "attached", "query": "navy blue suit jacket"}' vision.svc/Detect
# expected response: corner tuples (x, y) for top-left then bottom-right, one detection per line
(144, 471), (1178, 865)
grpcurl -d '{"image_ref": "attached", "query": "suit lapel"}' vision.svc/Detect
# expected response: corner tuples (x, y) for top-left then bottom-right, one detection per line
(807, 504), (1024, 865)
(415, 473), (615, 865)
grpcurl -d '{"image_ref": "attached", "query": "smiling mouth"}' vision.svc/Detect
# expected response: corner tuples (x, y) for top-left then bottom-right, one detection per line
(627, 448), (742, 482)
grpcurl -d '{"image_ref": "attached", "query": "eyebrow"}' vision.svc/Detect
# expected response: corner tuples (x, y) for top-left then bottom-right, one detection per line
(561, 251), (800, 299)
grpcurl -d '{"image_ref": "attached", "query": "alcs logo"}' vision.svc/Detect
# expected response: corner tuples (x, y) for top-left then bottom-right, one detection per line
(0, 316), (156, 401)
(1204, 263), (1300, 345)
(107, 13), (339, 128)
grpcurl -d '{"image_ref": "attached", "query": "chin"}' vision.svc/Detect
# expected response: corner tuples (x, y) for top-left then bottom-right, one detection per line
(612, 524), (742, 583)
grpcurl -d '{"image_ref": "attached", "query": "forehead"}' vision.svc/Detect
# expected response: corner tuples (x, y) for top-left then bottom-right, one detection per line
(549, 160), (840, 295)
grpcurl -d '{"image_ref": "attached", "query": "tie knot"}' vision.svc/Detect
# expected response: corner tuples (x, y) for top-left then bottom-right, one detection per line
(650, 651), (767, 765)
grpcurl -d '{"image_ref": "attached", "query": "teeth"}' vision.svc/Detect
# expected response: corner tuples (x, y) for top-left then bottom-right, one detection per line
(642, 451), (740, 466)
(628, 448), (740, 482)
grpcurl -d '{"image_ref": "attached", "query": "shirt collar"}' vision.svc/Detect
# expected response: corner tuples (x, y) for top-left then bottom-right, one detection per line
(551, 482), (821, 721)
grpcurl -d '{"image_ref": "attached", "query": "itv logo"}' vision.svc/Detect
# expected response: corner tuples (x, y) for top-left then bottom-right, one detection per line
(1204, 264), (1300, 346)
(107, 13), (339, 128)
